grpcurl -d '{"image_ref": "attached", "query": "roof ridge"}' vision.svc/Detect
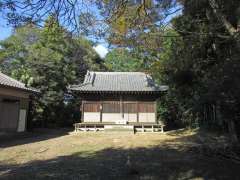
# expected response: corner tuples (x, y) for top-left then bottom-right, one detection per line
(90, 71), (146, 74)
(68, 70), (169, 92)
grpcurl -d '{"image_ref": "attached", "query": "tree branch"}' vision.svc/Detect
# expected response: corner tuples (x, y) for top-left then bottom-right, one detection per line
(208, 0), (239, 36)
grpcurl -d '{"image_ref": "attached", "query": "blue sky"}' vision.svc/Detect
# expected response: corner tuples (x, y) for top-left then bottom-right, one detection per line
(0, 3), (110, 57)
(0, 17), (12, 40)
(0, 15), (109, 57)
(0, 3), (181, 57)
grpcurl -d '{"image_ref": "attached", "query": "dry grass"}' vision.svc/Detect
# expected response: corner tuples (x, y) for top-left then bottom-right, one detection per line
(0, 129), (239, 180)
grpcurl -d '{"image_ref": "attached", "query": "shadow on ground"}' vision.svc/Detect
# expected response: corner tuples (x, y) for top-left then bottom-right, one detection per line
(0, 131), (240, 180)
(0, 128), (72, 148)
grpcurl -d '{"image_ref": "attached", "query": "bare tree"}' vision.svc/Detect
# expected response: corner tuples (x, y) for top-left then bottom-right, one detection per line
(1, 0), (238, 40)
(0, 0), (180, 37)
(0, 0), (103, 35)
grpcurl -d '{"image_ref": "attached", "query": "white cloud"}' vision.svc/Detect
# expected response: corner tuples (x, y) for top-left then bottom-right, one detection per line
(93, 44), (109, 58)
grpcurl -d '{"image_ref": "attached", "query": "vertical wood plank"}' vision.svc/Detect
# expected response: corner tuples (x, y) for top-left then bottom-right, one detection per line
(120, 96), (124, 119)
(155, 101), (157, 123)
(137, 101), (139, 123)
(81, 101), (84, 123)
(100, 101), (102, 122)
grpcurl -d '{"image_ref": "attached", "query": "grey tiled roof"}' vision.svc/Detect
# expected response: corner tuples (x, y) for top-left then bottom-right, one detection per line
(0, 72), (39, 93)
(69, 71), (168, 92)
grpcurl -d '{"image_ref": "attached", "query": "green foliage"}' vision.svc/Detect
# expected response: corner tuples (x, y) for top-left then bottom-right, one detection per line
(0, 18), (103, 126)
(104, 48), (143, 72)
(151, 1), (240, 140)
(0, 25), (40, 84)
(103, 0), (240, 141)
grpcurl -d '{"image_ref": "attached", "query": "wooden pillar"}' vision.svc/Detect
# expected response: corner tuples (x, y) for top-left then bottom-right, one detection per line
(120, 95), (124, 119)
(26, 98), (33, 131)
(137, 101), (139, 123)
(81, 101), (84, 123)
(100, 101), (102, 123)
(155, 100), (157, 123)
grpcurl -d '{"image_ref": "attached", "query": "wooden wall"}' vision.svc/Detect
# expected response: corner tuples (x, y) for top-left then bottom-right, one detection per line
(0, 87), (30, 99)
(81, 95), (157, 123)
(0, 87), (30, 132)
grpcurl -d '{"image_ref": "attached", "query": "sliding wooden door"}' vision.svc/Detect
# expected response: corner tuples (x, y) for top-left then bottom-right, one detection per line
(102, 101), (121, 122)
(123, 102), (138, 122)
(138, 102), (155, 123)
(83, 102), (101, 122)
(0, 101), (19, 131)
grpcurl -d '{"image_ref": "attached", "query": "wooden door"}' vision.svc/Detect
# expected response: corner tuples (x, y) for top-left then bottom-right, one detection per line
(138, 102), (155, 123)
(123, 103), (138, 122)
(83, 102), (101, 122)
(102, 101), (121, 122)
(0, 101), (19, 131)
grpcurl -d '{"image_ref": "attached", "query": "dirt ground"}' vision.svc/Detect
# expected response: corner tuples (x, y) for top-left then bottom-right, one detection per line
(0, 129), (240, 180)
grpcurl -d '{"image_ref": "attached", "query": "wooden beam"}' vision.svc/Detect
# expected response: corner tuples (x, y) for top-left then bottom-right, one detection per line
(81, 101), (84, 123)
(155, 100), (157, 123)
(120, 95), (124, 119)
(137, 101), (139, 123)
(0, 87), (30, 99)
(100, 101), (102, 123)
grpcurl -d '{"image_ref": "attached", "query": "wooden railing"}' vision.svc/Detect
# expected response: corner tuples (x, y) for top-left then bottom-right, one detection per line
(74, 122), (165, 133)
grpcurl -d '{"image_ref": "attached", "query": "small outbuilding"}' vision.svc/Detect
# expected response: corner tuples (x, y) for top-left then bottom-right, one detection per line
(0, 72), (38, 132)
(69, 71), (168, 132)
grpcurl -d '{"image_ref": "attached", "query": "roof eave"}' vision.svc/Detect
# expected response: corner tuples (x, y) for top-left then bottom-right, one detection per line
(68, 89), (166, 94)
(0, 84), (40, 94)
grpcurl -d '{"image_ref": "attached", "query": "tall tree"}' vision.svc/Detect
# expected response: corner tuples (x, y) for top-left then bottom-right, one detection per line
(155, 0), (240, 142)
(0, 24), (40, 85)
(0, 18), (103, 126)
(104, 48), (143, 72)
(100, 0), (240, 142)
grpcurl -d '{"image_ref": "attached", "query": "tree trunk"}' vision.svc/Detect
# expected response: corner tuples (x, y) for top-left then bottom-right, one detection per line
(208, 0), (238, 36)
(228, 119), (239, 143)
(236, 6), (240, 31)
(26, 100), (33, 131)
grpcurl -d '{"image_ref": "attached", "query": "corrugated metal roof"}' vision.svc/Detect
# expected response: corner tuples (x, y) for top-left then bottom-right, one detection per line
(69, 71), (168, 92)
(0, 72), (39, 93)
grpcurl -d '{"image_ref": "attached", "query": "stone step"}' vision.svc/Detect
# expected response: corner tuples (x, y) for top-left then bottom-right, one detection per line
(104, 125), (134, 132)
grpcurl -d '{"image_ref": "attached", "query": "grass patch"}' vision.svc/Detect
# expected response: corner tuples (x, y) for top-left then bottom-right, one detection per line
(0, 129), (240, 180)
